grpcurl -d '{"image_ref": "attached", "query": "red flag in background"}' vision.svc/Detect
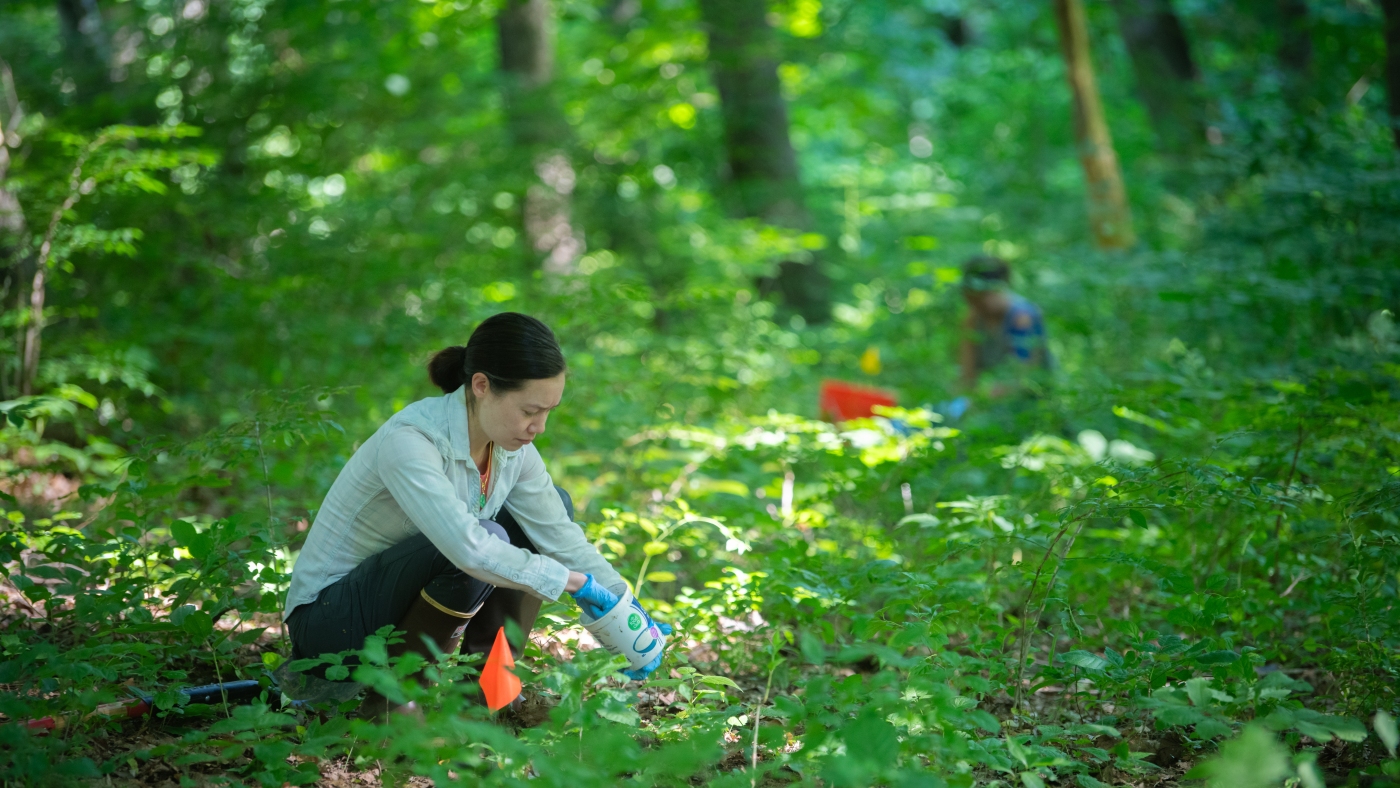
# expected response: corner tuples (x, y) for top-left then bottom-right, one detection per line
(818, 379), (898, 422)
(480, 626), (522, 711)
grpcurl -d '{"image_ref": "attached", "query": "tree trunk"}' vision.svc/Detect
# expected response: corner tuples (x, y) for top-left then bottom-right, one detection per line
(1053, 0), (1137, 250)
(0, 60), (27, 400)
(18, 129), (104, 397)
(698, 0), (828, 322)
(1382, 0), (1400, 149)
(498, 0), (555, 141)
(1275, 0), (1312, 79)
(1112, 0), (1201, 152)
(609, 0), (641, 25)
(496, 0), (582, 274)
(56, 0), (111, 98)
(0, 69), (23, 242)
(21, 257), (46, 396)
(938, 14), (969, 47)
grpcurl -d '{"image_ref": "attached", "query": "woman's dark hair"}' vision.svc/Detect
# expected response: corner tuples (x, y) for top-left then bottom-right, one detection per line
(427, 312), (567, 396)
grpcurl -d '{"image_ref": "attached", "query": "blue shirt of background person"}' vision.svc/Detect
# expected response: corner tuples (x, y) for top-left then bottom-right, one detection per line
(958, 255), (1052, 399)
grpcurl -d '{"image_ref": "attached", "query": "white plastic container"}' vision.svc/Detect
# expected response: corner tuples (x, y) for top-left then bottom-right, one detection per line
(581, 590), (667, 671)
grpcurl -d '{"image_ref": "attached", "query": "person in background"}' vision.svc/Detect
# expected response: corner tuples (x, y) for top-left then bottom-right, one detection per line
(958, 255), (1051, 399)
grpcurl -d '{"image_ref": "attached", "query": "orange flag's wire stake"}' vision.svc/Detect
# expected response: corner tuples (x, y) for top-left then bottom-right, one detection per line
(480, 626), (522, 712)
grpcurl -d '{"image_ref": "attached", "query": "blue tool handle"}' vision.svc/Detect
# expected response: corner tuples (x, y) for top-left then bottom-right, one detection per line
(124, 679), (264, 713)
(182, 679), (262, 705)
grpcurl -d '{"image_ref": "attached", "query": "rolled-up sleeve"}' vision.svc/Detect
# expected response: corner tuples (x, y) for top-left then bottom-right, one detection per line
(504, 447), (627, 593)
(377, 427), (571, 601)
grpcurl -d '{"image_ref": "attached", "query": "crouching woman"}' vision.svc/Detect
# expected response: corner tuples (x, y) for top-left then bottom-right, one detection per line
(282, 312), (666, 715)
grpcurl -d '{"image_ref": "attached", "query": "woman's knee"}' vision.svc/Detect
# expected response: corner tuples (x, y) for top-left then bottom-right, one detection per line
(479, 519), (509, 543)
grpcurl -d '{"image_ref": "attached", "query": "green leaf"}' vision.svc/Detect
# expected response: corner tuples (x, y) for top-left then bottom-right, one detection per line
(771, 695), (805, 719)
(1185, 677), (1216, 707)
(181, 611), (214, 640)
(597, 703), (641, 726)
(1189, 726), (1290, 788)
(1006, 736), (1031, 768)
(1156, 706), (1207, 727)
(969, 709), (1001, 733)
(1066, 723), (1121, 738)
(1128, 509), (1147, 527)
(1376, 710), (1398, 757)
(169, 520), (211, 560)
(55, 384), (97, 409)
(645, 571), (677, 583)
(698, 675), (739, 689)
(153, 689), (184, 711)
(897, 513), (940, 529)
(844, 711), (899, 764)
(1194, 650), (1240, 665)
(252, 741), (295, 765)
(1195, 718), (1234, 739)
(1318, 715), (1368, 743)
(799, 632), (826, 666)
(361, 635), (389, 666)
(1261, 708), (1297, 731)
(1297, 759), (1325, 788)
(1061, 650), (1109, 671)
(1295, 721), (1335, 742)
(1020, 772), (1046, 788)
(173, 753), (220, 766)
(1257, 671), (1311, 694)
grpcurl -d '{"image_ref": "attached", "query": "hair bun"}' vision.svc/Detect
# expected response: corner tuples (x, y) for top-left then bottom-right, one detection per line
(427, 345), (469, 393)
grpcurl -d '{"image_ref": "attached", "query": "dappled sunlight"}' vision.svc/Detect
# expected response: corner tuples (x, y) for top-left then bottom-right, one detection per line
(1, 0), (1398, 784)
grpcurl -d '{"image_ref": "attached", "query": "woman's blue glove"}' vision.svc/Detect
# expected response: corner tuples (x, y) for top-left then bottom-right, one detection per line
(941, 396), (971, 421)
(622, 620), (673, 681)
(570, 575), (673, 680)
(569, 574), (620, 621)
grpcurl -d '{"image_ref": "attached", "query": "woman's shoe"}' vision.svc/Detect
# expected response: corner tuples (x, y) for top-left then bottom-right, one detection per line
(460, 587), (540, 711)
(358, 588), (480, 720)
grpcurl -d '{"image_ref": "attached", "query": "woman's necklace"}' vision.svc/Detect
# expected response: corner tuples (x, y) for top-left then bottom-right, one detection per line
(478, 442), (493, 510)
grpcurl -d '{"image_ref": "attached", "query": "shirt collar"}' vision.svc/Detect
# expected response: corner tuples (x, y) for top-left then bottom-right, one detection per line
(445, 386), (524, 464)
(446, 386), (472, 461)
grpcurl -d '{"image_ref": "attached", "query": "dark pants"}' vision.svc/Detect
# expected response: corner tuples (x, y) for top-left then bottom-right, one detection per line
(286, 487), (571, 662)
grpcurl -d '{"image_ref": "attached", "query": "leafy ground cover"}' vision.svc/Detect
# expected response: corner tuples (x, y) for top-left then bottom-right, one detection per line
(0, 287), (1396, 786)
(1, 0), (1398, 785)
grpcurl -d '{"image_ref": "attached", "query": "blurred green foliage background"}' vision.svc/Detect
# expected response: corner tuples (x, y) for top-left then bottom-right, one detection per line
(0, 0), (1398, 785)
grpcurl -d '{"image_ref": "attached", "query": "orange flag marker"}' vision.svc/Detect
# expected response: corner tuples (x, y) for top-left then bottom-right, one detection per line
(480, 626), (522, 712)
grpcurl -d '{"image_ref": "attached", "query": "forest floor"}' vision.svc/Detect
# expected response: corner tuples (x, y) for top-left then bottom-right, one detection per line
(42, 623), (1369, 788)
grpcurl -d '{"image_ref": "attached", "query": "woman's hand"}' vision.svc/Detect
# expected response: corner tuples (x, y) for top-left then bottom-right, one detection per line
(569, 573), (621, 620)
(565, 571), (588, 593)
(623, 618), (673, 681)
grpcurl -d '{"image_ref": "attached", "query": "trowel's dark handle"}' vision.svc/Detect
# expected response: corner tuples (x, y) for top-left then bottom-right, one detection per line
(182, 679), (263, 705)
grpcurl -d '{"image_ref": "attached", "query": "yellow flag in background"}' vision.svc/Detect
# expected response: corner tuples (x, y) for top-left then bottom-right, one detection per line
(859, 346), (881, 375)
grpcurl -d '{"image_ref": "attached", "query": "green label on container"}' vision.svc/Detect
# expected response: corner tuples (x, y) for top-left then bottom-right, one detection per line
(628, 613), (642, 631)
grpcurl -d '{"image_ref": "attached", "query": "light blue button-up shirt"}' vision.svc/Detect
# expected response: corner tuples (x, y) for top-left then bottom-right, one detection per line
(283, 386), (624, 620)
